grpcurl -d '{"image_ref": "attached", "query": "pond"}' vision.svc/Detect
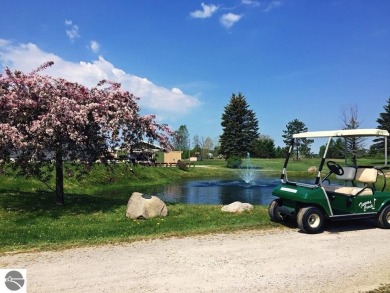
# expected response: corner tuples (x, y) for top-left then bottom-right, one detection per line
(136, 177), (280, 205)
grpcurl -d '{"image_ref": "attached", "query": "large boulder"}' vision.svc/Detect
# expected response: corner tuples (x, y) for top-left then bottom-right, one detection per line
(221, 201), (253, 213)
(308, 166), (317, 174)
(126, 192), (168, 220)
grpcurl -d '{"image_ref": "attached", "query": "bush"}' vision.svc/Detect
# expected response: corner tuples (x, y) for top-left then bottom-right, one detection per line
(177, 160), (189, 171)
(226, 156), (242, 169)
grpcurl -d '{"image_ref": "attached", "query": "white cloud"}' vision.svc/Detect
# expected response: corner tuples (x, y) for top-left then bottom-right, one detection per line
(171, 87), (183, 94)
(89, 40), (100, 53)
(220, 13), (243, 28)
(263, 1), (282, 13)
(241, 0), (260, 7)
(0, 40), (201, 118)
(190, 3), (218, 18)
(65, 19), (80, 41)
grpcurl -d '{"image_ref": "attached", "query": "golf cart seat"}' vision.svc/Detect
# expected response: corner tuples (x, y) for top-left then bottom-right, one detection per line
(336, 166), (356, 184)
(324, 167), (378, 196)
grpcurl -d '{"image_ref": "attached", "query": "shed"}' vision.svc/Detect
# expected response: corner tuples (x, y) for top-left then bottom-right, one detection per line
(155, 151), (182, 164)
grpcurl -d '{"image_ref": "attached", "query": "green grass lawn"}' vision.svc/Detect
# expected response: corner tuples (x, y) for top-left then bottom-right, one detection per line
(1, 157), (389, 254)
(0, 189), (278, 254)
(0, 160), (278, 254)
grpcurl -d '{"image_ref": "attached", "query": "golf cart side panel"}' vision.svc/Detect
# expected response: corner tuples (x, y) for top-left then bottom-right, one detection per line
(354, 193), (390, 213)
(326, 193), (354, 215)
(272, 183), (332, 216)
(327, 192), (390, 215)
(377, 195), (390, 210)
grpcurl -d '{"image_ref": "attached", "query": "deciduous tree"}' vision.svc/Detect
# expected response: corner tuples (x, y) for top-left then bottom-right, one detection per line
(282, 119), (313, 160)
(340, 104), (364, 165)
(0, 62), (172, 205)
(172, 125), (189, 152)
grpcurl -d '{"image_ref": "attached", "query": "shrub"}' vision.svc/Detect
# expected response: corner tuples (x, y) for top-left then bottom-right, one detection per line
(177, 160), (189, 171)
(226, 156), (242, 169)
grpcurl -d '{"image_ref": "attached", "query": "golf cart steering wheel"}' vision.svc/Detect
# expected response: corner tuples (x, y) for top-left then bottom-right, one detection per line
(326, 161), (344, 176)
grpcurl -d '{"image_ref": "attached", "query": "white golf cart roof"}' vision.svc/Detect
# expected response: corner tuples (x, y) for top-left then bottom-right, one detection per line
(293, 129), (389, 139)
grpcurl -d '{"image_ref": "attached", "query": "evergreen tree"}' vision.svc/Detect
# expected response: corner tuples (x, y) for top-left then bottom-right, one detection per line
(319, 138), (344, 158)
(274, 146), (287, 158)
(219, 93), (259, 159)
(282, 119), (313, 160)
(253, 135), (275, 158)
(372, 98), (390, 154)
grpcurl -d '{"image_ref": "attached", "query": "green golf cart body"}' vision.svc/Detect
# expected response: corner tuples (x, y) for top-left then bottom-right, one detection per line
(269, 129), (390, 234)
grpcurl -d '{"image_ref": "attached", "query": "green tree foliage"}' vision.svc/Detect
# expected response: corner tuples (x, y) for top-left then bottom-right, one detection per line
(252, 135), (275, 158)
(372, 98), (390, 155)
(219, 93), (259, 159)
(274, 146), (287, 158)
(191, 135), (201, 157)
(172, 125), (189, 151)
(226, 155), (242, 168)
(319, 138), (344, 158)
(282, 119), (313, 160)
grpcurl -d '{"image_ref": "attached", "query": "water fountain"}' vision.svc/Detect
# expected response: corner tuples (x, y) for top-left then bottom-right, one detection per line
(240, 152), (256, 184)
(130, 152), (281, 205)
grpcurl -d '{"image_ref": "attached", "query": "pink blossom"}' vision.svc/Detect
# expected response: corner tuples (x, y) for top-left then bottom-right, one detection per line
(0, 62), (173, 165)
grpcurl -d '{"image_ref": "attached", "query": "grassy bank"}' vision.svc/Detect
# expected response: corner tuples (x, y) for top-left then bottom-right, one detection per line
(0, 160), (277, 254)
(0, 189), (278, 254)
(0, 157), (389, 255)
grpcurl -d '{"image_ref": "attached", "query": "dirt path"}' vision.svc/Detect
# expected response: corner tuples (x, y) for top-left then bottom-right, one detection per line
(1, 224), (389, 293)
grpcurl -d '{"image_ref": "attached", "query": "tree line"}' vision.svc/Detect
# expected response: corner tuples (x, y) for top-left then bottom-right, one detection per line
(171, 94), (390, 166)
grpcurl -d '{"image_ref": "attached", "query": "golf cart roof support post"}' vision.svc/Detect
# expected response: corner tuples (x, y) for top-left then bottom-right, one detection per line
(344, 138), (348, 165)
(315, 136), (333, 185)
(385, 137), (388, 166)
(281, 138), (294, 181)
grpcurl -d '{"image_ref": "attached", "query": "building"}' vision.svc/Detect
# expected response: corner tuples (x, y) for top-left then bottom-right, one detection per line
(155, 151), (182, 164)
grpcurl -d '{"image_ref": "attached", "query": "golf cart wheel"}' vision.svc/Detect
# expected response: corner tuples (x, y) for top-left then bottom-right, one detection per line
(297, 207), (325, 234)
(377, 205), (390, 229)
(268, 199), (285, 222)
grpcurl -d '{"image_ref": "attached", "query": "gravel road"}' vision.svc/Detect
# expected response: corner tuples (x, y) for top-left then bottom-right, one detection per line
(1, 222), (389, 293)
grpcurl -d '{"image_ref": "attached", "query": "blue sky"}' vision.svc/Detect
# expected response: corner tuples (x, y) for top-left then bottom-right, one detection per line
(0, 0), (389, 150)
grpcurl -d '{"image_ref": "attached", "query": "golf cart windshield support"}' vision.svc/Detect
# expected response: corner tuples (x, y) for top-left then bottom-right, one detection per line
(281, 138), (294, 182)
(315, 137), (332, 185)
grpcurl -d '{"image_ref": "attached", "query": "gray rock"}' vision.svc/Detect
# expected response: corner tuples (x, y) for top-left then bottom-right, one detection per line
(221, 201), (253, 213)
(126, 192), (168, 219)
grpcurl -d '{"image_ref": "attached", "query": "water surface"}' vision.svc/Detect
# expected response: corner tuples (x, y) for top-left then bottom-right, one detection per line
(136, 177), (280, 205)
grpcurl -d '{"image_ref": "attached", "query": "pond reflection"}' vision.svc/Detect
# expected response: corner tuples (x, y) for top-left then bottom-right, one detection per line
(137, 177), (280, 205)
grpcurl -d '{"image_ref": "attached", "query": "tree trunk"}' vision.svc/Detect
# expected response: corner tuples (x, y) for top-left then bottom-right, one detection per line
(55, 150), (64, 206)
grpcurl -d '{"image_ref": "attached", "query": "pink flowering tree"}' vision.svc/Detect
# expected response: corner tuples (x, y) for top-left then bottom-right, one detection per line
(0, 62), (172, 205)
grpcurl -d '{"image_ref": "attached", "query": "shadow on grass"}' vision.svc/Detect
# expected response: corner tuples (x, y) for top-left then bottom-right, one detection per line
(0, 189), (127, 219)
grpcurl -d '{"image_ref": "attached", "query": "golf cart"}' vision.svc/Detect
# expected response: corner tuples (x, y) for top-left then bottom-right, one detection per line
(269, 129), (390, 234)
